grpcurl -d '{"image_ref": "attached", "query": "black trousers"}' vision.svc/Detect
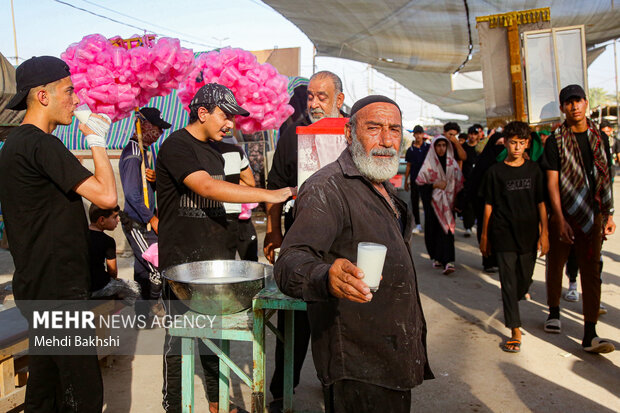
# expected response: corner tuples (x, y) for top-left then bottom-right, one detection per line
(424, 206), (455, 266)
(161, 331), (220, 412)
(496, 251), (536, 329)
(565, 247), (603, 283)
(420, 185), (454, 265)
(269, 310), (312, 399)
(566, 249), (578, 283)
(409, 185), (421, 226)
(234, 217), (258, 261)
(462, 198), (476, 230)
(161, 283), (221, 411)
(25, 354), (103, 413)
(270, 211), (312, 400)
(121, 215), (161, 302)
(323, 379), (411, 413)
(474, 197), (497, 269)
(160, 225), (237, 412)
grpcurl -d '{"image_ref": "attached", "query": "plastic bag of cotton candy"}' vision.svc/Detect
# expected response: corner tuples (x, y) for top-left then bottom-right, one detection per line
(75, 104), (112, 148)
(176, 47), (294, 135)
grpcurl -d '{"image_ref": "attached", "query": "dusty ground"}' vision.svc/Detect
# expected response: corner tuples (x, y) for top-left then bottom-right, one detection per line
(1, 187), (619, 412)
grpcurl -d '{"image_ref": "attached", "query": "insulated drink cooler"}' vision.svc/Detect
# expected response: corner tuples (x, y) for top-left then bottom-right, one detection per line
(296, 117), (349, 188)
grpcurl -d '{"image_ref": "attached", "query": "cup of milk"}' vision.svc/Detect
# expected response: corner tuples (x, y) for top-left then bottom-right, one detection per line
(74, 104), (92, 124)
(356, 242), (387, 292)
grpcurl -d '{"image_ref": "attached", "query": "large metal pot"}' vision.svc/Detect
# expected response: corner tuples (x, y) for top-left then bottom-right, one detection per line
(162, 260), (272, 315)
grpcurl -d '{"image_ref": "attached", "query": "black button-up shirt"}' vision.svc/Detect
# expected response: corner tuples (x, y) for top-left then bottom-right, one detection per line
(275, 148), (433, 390)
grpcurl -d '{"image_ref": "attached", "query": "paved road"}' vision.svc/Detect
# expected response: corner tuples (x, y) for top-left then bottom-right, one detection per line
(1, 185), (619, 412)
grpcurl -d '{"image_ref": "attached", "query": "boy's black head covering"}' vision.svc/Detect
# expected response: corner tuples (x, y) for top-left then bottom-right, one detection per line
(7, 56), (72, 111)
(139, 107), (172, 129)
(559, 84), (586, 105)
(190, 83), (250, 116)
(350, 95), (401, 118)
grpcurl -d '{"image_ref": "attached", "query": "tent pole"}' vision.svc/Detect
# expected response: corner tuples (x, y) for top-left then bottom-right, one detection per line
(615, 39), (619, 124)
(312, 46), (316, 74)
(10, 0), (18, 65)
(507, 21), (525, 122)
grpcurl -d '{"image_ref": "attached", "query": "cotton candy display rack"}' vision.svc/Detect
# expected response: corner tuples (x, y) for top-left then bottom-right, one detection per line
(177, 47), (294, 134)
(62, 34), (195, 122)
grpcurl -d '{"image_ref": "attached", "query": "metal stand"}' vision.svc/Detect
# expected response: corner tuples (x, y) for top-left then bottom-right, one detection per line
(169, 288), (306, 413)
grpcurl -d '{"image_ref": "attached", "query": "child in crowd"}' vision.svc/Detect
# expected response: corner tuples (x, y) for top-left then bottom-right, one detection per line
(89, 204), (140, 305)
(480, 121), (549, 353)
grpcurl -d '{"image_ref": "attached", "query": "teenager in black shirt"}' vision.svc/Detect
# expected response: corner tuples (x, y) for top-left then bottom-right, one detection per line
(157, 83), (293, 413)
(540, 85), (615, 354)
(480, 121), (549, 353)
(0, 56), (116, 412)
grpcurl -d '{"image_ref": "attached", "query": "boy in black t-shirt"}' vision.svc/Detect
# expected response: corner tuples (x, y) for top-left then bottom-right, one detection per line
(156, 83), (293, 413)
(88, 204), (140, 305)
(480, 121), (549, 353)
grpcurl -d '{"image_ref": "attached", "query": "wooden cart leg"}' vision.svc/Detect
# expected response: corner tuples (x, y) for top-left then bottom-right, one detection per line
(252, 308), (265, 413)
(283, 310), (295, 413)
(219, 339), (230, 413)
(181, 337), (195, 413)
(0, 355), (16, 399)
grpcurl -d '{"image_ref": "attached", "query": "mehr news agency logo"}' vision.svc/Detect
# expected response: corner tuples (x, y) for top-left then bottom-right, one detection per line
(31, 310), (217, 348)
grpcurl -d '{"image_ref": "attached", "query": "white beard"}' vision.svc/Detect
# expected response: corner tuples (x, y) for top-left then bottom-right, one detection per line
(308, 100), (340, 123)
(350, 131), (399, 183)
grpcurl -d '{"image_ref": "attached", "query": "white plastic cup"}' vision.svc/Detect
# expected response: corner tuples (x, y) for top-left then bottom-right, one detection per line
(356, 242), (387, 292)
(74, 104), (92, 124)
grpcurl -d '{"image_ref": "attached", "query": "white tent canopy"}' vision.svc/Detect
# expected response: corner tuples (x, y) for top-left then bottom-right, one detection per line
(263, 0), (620, 123)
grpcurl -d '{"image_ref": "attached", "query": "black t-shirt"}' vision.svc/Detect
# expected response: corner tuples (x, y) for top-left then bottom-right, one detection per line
(0, 124), (93, 300)
(404, 142), (430, 181)
(542, 132), (594, 186)
(89, 230), (116, 291)
(156, 129), (236, 269)
(466, 132), (504, 201)
(462, 142), (478, 179)
(481, 160), (544, 253)
(451, 141), (462, 161)
(541, 131), (612, 213)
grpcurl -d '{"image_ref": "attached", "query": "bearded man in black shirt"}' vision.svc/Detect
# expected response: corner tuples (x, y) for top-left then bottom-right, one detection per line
(275, 96), (432, 413)
(541, 84), (615, 354)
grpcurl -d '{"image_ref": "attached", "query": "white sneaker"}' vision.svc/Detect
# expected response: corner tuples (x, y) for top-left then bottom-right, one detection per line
(464, 228), (472, 237)
(563, 288), (579, 302)
(413, 224), (423, 234)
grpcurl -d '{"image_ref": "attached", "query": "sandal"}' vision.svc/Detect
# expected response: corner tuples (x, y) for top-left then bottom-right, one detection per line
(443, 263), (455, 275)
(501, 339), (521, 353)
(544, 318), (561, 334)
(433, 260), (443, 268)
(583, 337), (615, 354)
(563, 288), (579, 302)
